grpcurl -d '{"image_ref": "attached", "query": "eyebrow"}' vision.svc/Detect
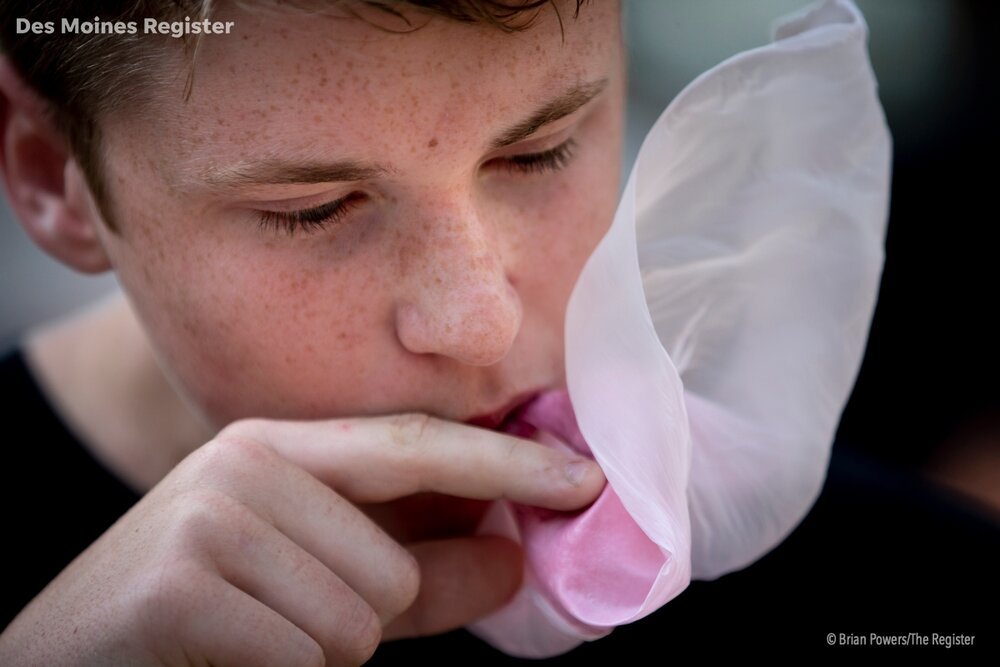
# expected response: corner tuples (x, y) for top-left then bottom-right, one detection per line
(202, 160), (391, 189)
(198, 76), (609, 190)
(489, 76), (609, 151)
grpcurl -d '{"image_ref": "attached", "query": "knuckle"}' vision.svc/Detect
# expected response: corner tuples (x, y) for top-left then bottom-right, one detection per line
(170, 488), (245, 551)
(387, 549), (422, 617)
(194, 430), (275, 476)
(338, 598), (383, 665)
(171, 492), (217, 547)
(290, 642), (326, 667)
(215, 417), (264, 442)
(503, 433), (524, 462)
(380, 413), (438, 486)
(133, 558), (205, 637)
(384, 412), (435, 449)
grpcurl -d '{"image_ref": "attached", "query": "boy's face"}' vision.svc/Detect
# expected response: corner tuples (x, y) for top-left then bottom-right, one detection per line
(91, 1), (625, 430)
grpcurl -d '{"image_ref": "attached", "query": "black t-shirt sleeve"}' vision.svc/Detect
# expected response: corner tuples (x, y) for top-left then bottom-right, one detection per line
(1, 345), (141, 631)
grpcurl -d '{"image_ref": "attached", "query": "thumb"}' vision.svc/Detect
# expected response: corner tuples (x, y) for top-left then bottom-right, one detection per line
(383, 535), (524, 641)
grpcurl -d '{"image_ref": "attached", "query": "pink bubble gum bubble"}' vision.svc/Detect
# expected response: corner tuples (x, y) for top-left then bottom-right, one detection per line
(502, 390), (666, 627)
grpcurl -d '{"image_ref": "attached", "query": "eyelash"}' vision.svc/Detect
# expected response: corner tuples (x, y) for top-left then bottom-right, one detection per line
(255, 137), (579, 237)
(256, 195), (362, 237)
(499, 136), (578, 175)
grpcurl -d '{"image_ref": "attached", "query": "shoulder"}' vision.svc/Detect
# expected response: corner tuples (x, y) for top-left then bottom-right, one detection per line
(17, 293), (212, 491)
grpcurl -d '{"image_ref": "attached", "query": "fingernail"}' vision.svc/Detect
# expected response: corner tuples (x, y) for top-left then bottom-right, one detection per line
(564, 459), (596, 486)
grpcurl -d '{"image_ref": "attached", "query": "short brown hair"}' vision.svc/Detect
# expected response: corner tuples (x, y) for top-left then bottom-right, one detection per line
(0, 1), (589, 235)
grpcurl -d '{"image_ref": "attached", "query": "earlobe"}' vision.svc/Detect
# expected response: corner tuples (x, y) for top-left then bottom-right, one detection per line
(0, 56), (112, 274)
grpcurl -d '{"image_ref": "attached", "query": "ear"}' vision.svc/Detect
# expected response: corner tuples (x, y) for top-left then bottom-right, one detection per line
(0, 55), (112, 274)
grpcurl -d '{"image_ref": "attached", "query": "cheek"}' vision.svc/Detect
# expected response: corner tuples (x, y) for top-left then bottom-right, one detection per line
(109, 204), (391, 425)
(508, 97), (623, 312)
(516, 159), (619, 316)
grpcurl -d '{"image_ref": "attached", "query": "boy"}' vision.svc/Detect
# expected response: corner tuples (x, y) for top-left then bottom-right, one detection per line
(0, 0), (615, 663)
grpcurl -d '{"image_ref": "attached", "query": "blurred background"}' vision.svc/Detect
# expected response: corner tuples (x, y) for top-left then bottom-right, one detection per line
(2, 0), (997, 519)
(621, 1), (999, 524)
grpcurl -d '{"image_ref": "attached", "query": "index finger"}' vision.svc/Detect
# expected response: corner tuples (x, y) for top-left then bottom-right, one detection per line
(217, 413), (606, 510)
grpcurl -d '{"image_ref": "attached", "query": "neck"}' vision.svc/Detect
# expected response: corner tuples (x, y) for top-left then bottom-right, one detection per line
(23, 291), (216, 492)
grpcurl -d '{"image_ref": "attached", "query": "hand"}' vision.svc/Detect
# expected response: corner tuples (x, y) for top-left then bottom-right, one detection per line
(0, 413), (605, 666)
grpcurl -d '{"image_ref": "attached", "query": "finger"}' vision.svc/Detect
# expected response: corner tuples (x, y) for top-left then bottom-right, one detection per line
(383, 536), (524, 641)
(207, 505), (384, 666)
(181, 578), (324, 667)
(184, 455), (419, 632)
(219, 413), (606, 510)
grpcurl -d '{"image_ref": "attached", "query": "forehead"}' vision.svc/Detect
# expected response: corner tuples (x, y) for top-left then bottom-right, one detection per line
(120, 1), (620, 181)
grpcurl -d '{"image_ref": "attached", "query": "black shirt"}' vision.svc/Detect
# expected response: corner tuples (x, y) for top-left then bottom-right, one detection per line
(2, 345), (141, 631)
(2, 344), (998, 659)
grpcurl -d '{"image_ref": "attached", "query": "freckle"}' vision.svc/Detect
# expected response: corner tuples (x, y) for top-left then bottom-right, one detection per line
(428, 137), (438, 148)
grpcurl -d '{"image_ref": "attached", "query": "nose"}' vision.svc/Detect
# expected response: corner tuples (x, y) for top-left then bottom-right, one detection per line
(393, 198), (523, 367)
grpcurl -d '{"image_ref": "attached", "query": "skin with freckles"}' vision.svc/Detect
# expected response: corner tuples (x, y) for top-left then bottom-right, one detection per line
(0, 1), (625, 662)
(87, 0), (626, 439)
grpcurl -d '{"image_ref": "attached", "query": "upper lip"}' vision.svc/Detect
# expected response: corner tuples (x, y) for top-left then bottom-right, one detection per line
(463, 390), (542, 430)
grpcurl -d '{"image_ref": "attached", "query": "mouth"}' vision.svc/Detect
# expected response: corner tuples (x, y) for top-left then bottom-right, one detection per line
(463, 391), (543, 431)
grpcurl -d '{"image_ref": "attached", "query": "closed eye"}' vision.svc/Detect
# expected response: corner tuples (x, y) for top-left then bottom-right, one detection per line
(256, 192), (365, 237)
(495, 137), (578, 175)
(255, 137), (580, 237)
